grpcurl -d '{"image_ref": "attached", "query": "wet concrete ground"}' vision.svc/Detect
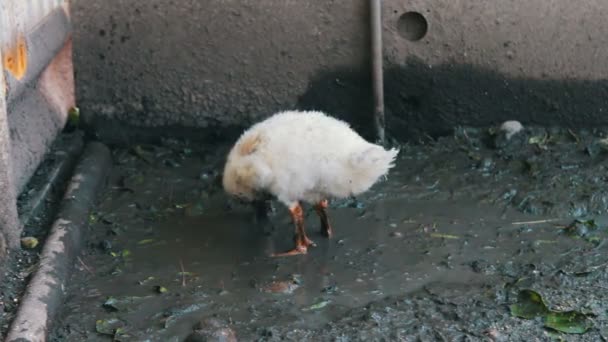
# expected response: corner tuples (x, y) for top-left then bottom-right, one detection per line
(46, 126), (608, 341)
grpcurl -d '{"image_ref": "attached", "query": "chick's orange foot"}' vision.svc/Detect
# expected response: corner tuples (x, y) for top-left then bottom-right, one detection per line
(315, 199), (333, 238)
(271, 231), (314, 257)
(271, 244), (308, 257)
(270, 202), (316, 257)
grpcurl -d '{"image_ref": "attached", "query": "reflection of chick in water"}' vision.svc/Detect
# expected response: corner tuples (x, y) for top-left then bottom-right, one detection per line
(223, 110), (398, 257)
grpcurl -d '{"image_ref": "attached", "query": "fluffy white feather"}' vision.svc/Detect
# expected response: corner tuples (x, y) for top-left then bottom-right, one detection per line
(222, 110), (399, 208)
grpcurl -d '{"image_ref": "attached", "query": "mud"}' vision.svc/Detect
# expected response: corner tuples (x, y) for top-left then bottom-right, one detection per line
(47, 125), (608, 341)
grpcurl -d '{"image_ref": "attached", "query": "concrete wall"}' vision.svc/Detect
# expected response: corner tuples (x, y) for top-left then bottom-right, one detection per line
(73, 0), (608, 142)
(0, 57), (15, 260)
(72, 0), (370, 142)
(1, 1), (75, 253)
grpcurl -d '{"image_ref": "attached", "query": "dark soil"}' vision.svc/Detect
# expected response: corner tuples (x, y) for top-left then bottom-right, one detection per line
(37, 125), (608, 341)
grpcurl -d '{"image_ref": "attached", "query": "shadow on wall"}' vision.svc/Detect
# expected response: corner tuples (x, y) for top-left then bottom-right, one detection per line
(84, 58), (608, 146)
(297, 66), (375, 141)
(298, 58), (608, 142)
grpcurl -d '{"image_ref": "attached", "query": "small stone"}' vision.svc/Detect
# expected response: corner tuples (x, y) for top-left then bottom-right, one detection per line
(187, 318), (237, 342)
(20, 237), (39, 249)
(193, 318), (223, 330)
(483, 328), (500, 341)
(98, 239), (112, 251)
(261, 280), (299, 294)
(493, 120), (525, 149)
(500, 120), (524, 140)
(389, 231), (403, 238)
(598, 137), (608, 150)
(478, 157), (494, 171)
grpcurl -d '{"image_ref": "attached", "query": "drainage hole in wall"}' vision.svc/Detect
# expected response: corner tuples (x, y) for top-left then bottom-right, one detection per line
(397, 11), (428, 41)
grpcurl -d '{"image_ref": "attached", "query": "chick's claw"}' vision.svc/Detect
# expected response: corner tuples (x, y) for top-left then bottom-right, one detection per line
(301, 235), (316, 247)
(271, 244), (308, 257)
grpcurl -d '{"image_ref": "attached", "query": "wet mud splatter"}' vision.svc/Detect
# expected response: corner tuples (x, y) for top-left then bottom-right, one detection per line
(49, 126), (608, 341)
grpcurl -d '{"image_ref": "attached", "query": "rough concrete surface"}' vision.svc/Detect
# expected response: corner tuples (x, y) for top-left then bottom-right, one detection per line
(8, 5), (73, 196)
(0, 54), (18, 255)
(73, 0), (608, 143)
(6, 142), (111, 342)
(383, 0), (608, 81)
(72, 0), (369, 137)
(0, 131), (84, 337)
(0, 1), (74, 273)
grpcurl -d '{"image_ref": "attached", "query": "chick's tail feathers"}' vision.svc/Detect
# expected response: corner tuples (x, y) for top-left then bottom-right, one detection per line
(347, 145), (399, 194)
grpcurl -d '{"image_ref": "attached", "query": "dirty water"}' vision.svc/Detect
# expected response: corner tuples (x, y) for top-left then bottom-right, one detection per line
(45, 126), (608, 341)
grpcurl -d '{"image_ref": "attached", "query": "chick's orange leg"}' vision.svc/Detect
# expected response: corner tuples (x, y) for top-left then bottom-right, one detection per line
(314, 199), (333, 238)
(272, 203), (314, 257)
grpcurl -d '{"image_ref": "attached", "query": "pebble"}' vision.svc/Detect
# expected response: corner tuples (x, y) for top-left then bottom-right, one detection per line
(389, 231), (403, 238)
(478, 157), (494, 171)
(186, 318), (237, 342)
(98, 239), (112, 251)
(500, 120), (524, 140)
(261, 280), (299, 294)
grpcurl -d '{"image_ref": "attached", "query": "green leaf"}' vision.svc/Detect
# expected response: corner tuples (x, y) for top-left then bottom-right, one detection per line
(103, 296), (151, 312)
(95, 318), (124, 335)
(509, 289), (549, 319)
(528, 133), (548, 145)
(137, 239), (155, 245)
(510, 290), (594, 335)
(155, 285), (168, 294)
(68, 106), (80, 127)
(132, 145), (153, 163)
(302, 300), (331, 312)
(138, 276), (155, 285)
(544, 311), (593, 334)
(563, 219), (600, 237)
(20, 237), (39, 249)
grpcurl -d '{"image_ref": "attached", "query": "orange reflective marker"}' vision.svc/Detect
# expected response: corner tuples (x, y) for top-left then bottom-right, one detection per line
(3, 35), (28, 80)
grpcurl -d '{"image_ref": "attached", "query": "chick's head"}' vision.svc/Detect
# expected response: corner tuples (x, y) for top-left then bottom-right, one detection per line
(222, 154), (271, 201)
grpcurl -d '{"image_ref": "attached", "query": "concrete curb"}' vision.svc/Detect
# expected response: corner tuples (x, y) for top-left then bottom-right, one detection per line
(19, 132), (84, 229)
(5, 142), (112, 342)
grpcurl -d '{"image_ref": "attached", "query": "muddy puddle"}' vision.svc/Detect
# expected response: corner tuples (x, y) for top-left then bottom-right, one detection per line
(48, 126), (608, 341)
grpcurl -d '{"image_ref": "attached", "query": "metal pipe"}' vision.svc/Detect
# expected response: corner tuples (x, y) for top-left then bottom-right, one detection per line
(370, 0), (385, 144)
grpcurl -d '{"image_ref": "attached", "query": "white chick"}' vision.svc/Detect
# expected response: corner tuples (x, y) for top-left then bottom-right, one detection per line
(223, 110), (399, 256)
